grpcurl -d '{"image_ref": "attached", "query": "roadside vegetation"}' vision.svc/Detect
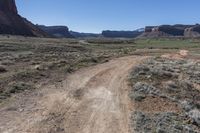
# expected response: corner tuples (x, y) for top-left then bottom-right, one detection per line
(129, 57), (200, 132)
(0, 36), (199, 102)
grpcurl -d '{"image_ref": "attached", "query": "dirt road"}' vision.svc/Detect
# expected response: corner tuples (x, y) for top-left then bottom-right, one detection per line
(0, 56), (147, 133)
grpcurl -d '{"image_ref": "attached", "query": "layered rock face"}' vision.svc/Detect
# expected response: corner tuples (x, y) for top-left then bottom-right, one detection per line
(141, 24), (200, 38)
(0, 0), (49, 37)
(37, 25), (74, 38)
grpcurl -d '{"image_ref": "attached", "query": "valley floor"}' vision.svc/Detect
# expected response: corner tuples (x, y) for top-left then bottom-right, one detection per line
(0, 36), (199, 133)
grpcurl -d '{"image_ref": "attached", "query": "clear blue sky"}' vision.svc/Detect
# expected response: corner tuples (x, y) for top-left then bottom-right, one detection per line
(16, 0), (200, 33)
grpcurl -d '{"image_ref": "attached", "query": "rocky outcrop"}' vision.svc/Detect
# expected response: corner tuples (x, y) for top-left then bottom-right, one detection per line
(0, 0), (49, 37)
(38, 25), (74, 38)
(141, 24), (200, 38)
(102, 30), (143, 38)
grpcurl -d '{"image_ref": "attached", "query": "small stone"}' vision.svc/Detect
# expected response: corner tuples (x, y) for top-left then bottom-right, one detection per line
(18, 108), (24, 112)
(34, 64), (45, 70)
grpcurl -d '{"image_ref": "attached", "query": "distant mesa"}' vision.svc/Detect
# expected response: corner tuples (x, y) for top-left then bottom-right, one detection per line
(70, 31), (101, 38)
(140, 24), (200, 38)
(70, 30), (143, 38)
(102, 29), (144, 38)
(0, 0), (49, 37)
(37, 25), (74, 38)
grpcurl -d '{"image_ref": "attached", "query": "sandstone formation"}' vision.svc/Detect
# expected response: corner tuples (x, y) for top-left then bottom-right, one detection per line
(0, 0), (49, 37)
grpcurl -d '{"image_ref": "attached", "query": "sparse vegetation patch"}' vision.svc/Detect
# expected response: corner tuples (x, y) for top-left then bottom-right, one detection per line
(129, 57), (200, 132)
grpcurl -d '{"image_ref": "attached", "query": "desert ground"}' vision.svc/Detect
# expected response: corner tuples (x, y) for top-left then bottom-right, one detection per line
(0, 36), (199, 133)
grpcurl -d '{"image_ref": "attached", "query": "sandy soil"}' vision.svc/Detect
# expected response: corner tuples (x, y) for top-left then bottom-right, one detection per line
(0, 56), (147, 133)
(161, 50), (189, 59)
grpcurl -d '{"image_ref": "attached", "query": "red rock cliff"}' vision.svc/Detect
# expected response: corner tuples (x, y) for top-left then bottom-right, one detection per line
(0, 0), (17, 14)
(0, 0), (50, 37)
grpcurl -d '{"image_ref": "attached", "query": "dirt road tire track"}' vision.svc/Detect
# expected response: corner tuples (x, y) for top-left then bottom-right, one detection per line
(0, 56), (147, 133)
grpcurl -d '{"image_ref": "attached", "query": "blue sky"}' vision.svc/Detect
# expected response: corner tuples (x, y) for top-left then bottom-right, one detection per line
(16, 0), (200, 33)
